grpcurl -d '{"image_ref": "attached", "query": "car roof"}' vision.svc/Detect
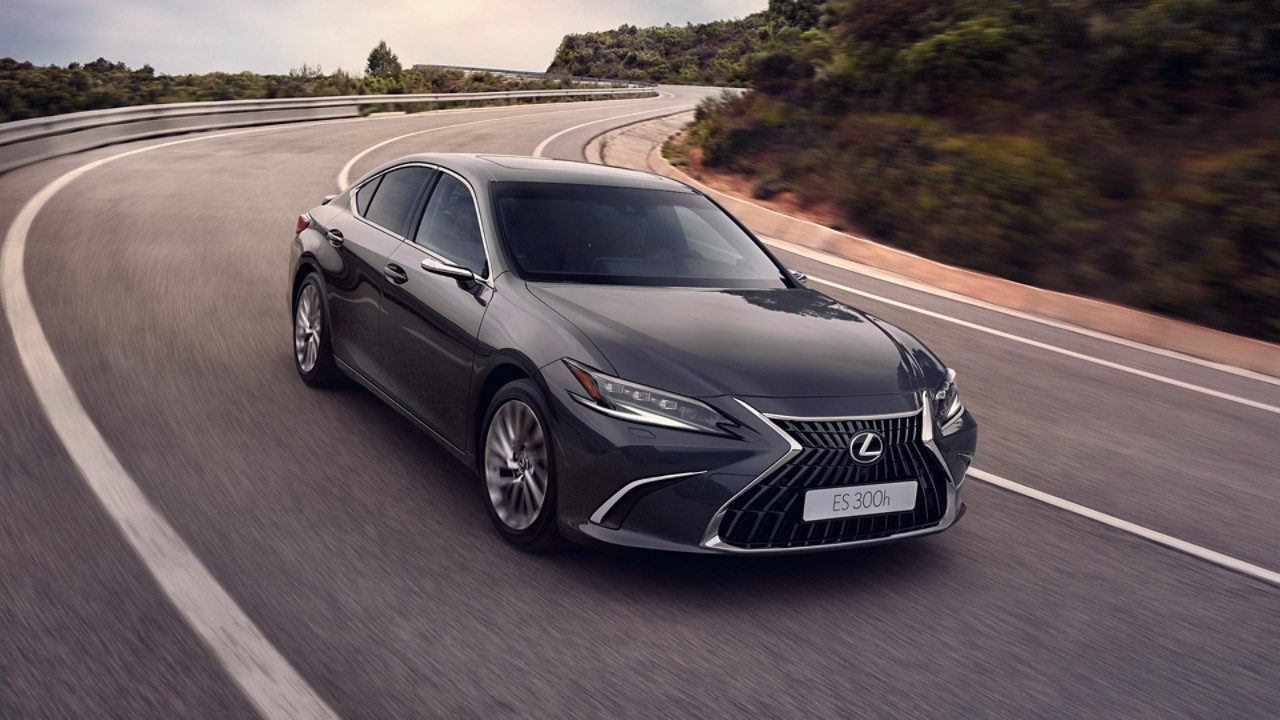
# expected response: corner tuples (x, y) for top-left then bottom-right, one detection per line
(382, 153), (696, 193)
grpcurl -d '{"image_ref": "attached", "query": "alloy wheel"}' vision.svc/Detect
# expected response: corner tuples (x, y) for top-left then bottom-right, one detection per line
(484, 400), (549, 531)
(294, 283), (322, 373)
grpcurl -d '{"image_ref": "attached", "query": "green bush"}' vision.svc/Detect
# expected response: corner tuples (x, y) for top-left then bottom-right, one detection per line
(681, 0), (1280, 341)
(0, 57), (576, 123)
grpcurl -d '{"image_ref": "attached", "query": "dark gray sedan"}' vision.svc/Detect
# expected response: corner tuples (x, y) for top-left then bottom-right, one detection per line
(288, 154), (976, 553)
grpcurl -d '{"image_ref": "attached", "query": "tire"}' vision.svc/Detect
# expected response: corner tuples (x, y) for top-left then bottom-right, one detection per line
(480, 379), (563, 551)
(292, 275), (340, 387)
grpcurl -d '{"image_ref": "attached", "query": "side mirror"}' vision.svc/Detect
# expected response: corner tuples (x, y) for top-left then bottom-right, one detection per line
(322, 194), (336, 204)
(791, 270), (808, 285)
(421, 256), (476, 283)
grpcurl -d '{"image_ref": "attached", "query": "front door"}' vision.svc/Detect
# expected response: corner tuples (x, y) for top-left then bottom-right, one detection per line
(379, 171), (492, 449)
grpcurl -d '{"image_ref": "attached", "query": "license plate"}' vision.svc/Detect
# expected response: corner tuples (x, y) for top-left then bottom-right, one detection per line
(802, 481), (919, 522)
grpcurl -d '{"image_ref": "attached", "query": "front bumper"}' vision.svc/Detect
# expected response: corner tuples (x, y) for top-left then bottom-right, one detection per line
(544, 362), (977, 554)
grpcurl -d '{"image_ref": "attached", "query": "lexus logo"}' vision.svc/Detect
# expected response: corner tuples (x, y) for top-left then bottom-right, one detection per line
(849, 430), (884, 465)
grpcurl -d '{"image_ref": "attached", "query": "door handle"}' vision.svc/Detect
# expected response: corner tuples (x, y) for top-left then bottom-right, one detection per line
(383, 263), (409, 284)
(326, 228), (345, 247)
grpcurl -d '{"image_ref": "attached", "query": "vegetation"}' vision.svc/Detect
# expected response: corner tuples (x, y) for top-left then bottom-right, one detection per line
(366, 40), (402, 79)
(678, 0), (1280, 341)
(0, 45), (574, 123)
(546, 1), (822, 86)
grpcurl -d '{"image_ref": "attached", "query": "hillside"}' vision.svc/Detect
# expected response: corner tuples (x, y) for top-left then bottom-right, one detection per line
(546, 1), (821, 86)
(677, 0), (1280, 341)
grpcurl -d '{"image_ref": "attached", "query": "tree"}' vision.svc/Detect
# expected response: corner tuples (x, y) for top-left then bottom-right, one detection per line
(767, 0), (822, 31)
(366, 40), (401, 78)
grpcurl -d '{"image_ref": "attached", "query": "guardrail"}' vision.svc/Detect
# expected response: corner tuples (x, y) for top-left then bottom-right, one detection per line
(412, 64), (659, 89)
(0, 86), (657, 175)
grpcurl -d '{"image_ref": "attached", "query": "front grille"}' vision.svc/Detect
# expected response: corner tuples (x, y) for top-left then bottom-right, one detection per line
(717, 412), (949, 549)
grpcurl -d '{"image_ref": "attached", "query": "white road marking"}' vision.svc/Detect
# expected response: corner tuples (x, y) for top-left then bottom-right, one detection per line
(677, 162), (1280, 385)
(532, 105), (688, 158)
(808, 274), (1280, 416)
(968, 469), (1280, 587)
(0, 95), (689, 720)
(2, 129), (342, 720)
(337, 96), (673, 189)
(6, 96), (1269, 720)
(766, 237), (1280, 388)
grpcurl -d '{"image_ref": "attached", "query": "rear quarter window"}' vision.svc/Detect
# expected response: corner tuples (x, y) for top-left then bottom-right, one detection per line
(361, 166), (434, 236)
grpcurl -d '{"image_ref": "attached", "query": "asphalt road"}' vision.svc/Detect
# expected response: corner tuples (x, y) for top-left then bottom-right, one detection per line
(1, 86), (1277, 719)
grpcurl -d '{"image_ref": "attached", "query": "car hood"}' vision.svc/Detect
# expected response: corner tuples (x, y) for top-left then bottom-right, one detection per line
(527, 284), (923, 398)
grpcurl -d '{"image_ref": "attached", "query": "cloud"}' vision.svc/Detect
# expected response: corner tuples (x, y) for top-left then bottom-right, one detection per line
(0, 0), (767, 74)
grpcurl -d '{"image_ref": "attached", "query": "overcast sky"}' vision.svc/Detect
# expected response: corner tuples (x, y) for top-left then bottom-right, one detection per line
(1, 0), (767, 75)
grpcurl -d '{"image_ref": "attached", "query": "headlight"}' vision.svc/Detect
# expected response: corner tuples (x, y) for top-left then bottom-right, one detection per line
(934, 368), (963, 425)
(564, 359), (736, 435)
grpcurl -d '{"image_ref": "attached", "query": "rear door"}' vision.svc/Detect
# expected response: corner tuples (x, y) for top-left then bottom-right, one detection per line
(380, 170), (492, 449)
(320, 164), (435, 382)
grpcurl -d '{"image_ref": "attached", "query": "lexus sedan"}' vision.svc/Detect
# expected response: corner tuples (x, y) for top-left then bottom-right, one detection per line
(288, 153), (977, 553)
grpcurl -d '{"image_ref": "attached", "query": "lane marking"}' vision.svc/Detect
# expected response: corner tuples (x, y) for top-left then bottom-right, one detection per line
(532, 105), (689, 158)
(673, 162), (1280, 386)
(767, 237), (1280, 388)
(337, 97), (675, 189)
(968, 469), (1280, 587)
(808, 274), (1280, 416)
(2, 128), (343, 720)
(0, 97), (691, 719)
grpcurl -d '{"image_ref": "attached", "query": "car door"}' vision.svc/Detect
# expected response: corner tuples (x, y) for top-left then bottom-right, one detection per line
(320, 164), (436, 382)
(379, 169), (492, 449)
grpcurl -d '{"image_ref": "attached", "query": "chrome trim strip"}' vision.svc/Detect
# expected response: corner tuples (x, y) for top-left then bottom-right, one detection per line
(939, 405), (965, 432)
(700, 396), (964, 553)
(423, 165), (495, 283)
(589, 471), (706, 525)
(919, 389), (958, 486)
(349, 162), (496, 287)
(697, 400), (802, 547)
(763, 408), (920, 422)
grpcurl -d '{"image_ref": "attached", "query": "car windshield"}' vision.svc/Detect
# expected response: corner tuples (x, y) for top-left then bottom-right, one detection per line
(493, 182), (790, 288)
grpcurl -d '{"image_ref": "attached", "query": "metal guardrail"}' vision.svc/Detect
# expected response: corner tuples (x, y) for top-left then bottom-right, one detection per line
(0, 86), (657, 175)
(412, 64), (659, 89)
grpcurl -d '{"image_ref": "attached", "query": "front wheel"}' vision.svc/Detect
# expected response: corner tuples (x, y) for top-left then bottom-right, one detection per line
(481, 380), (562, 551)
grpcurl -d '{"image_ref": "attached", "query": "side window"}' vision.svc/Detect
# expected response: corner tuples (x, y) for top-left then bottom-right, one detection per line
(414, 173), (486, 275)
(355, 175), (382, 217)
(363, 166), (434, 237)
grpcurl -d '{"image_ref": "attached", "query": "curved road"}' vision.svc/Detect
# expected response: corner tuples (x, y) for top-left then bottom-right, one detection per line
(1, 86), (1277, 718)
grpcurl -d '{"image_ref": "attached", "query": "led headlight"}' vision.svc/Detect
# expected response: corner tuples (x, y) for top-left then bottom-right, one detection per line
(934, 368), (963, 425)
(564, 359), (736, 435)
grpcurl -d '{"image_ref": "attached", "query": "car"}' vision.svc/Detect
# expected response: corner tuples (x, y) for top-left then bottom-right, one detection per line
(288, 153), (977, 553)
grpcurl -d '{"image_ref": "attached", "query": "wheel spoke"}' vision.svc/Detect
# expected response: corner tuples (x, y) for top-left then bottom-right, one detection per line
(525, 473), (546, 509)
(483, 399), (551, 532)
(295, 286), (323, 373)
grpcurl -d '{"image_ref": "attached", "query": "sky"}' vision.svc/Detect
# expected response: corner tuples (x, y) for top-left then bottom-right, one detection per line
(0, 0), (768, 75)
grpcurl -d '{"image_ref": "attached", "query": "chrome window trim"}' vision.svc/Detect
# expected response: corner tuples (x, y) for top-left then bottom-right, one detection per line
(348, 163), (495, 286)
(589, 471), (706, 526)
(411, 165), (494, 282)
(699, 394), (963, 554)
(350, 163), (432, 239)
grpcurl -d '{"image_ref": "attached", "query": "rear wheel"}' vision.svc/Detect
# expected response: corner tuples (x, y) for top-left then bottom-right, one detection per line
(481, 380), (562, 551)
(293, 276), (339, 387)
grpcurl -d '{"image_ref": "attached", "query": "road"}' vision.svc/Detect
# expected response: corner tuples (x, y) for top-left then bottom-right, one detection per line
(1, 85), (1276, 719)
